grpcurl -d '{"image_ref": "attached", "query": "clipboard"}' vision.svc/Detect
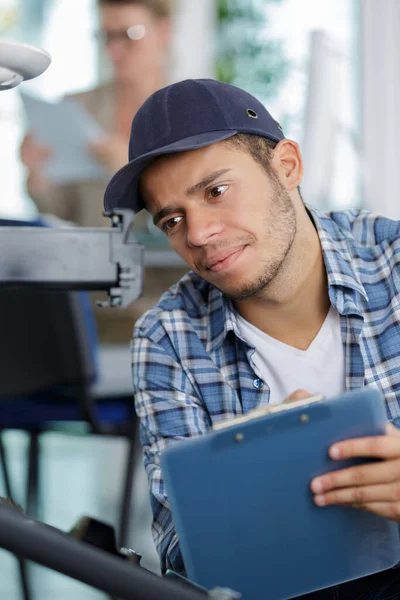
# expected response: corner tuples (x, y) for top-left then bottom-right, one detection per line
(161, 388), (400, 600)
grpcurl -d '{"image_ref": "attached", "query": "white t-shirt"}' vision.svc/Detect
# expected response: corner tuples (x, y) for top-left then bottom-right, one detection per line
(236, 306), (346, 404)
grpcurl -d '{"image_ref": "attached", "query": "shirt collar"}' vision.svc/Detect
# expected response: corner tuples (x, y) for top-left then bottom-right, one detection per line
(308, 206), (368, 304)
(206, 206), (369, 354)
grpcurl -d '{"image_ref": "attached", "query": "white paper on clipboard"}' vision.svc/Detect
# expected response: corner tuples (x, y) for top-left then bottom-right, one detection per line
(20, 92), (109, 185)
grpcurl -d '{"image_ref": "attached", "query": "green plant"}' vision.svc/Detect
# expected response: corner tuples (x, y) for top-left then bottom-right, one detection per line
(216, 0), (290, 102)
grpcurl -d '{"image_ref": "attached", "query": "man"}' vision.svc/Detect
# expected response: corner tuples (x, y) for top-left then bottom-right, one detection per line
(104, 78), (400, 599)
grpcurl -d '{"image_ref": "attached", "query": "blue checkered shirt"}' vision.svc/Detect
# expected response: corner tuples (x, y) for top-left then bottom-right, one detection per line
(132, 206), (400, 574)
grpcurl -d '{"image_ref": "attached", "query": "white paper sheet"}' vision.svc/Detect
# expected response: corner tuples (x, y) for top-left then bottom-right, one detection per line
(20, 92), (109, 185)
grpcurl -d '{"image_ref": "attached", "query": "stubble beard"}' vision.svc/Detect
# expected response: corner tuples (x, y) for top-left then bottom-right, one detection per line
(224, 183), (297, 302)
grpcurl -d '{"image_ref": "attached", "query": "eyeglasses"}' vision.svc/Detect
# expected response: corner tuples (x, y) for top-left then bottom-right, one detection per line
(95, 25), (146, 44)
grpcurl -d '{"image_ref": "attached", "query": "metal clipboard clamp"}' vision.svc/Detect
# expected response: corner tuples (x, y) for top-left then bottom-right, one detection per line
(213, 394), (325, 431)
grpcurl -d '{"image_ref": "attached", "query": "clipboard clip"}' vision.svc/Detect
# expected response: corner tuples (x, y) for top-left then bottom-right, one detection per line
(213, 394), (325, 431)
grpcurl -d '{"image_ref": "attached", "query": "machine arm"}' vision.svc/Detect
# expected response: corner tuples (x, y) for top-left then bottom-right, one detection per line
(0, 210), (143, 308)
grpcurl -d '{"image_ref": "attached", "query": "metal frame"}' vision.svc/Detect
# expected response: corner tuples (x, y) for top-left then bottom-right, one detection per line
(0, 210), (143, 308)
(0, 503), (208, 600)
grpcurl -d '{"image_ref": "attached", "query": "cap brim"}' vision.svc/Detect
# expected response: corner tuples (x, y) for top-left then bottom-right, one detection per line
(104, 130), (239, 213)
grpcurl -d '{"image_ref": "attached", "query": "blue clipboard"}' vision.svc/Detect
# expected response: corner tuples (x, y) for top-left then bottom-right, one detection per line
(161, 388), (400, 600)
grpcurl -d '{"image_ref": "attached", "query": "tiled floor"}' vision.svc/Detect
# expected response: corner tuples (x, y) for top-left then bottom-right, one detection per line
(0, 429), (160, 599)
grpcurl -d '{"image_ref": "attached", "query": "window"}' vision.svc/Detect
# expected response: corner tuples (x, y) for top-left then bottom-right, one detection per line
(217, 0), (360, 210)
(0, 0), (98, 218)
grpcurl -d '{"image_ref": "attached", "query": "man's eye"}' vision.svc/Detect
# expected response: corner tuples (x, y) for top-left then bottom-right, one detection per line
(161, 216), (183, 232)
(209, 184), (228, 199)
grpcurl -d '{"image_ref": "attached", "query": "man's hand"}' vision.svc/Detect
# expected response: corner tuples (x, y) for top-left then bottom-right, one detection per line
(88, 134), (128, 172)
(284, 389), (312, 403)
(310, 423), (400, 521)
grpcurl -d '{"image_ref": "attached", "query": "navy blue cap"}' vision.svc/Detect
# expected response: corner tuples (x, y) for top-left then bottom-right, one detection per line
(104, 78), (284, 213)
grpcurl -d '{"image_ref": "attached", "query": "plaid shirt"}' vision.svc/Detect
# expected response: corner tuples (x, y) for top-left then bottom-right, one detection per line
(132, 206), (400, 574)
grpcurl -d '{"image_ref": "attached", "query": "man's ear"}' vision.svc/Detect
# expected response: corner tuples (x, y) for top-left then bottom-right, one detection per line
(271, 139), (304, 190)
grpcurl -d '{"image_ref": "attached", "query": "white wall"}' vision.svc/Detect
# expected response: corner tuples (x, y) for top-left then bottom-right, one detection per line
(169, 0), (216, 82)
(360, 0), (400, 219)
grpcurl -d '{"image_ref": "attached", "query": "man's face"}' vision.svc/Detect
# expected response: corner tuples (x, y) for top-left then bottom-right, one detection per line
(140, 141), (299, 301)
(99, 3), (170, 83)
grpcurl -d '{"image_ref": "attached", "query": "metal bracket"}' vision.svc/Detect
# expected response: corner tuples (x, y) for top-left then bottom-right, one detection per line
(0, 210), (143, 308)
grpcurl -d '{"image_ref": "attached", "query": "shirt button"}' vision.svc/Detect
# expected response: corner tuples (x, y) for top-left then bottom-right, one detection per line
(253, 378), (264, 389)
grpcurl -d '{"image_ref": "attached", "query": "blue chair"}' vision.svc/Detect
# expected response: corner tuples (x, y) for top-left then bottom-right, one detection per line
(0, 218), (139, 599)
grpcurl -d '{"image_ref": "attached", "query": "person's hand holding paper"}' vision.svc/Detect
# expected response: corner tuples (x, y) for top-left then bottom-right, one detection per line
(20, 93), (109, 186)
(20, 132), (53, 200)
(20, 132), (52, 170)
(88, 133), (129, 173)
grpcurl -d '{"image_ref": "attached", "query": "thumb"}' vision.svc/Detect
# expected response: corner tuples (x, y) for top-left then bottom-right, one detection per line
(284, 389), (313, 404)
(386, 423), (400, 436)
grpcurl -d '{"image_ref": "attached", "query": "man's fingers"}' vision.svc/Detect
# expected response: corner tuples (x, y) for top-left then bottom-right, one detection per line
(284, 389), (312, 404)
(354, 501), (400, 521)
(311, 458), (400, 494)
(314, 491), (400, 521)
(313, 481), (400, 507)
(327, 433), (400, 461)
(387, 423), (400, 436)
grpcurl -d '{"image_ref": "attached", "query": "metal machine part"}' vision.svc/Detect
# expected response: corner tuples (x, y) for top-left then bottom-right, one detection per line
(0, 502), (205, 600)
(0, 210), (144, 308)
(0, 40), (143, 308)
(0, 503), (241, 600)
(68, 515), (142, 564)
(0, 39), (51, 90)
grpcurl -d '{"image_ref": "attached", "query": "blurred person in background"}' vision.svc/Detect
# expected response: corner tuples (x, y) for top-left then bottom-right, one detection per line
(19, 0), (187, 344)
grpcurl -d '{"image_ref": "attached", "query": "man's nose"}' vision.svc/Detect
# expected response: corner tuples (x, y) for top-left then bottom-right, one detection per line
(186, 208), (223, 247)
(106, 39), (128, 60)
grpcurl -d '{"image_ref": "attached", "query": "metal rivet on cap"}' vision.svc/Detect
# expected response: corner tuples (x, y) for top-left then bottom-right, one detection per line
(246, 108), (258, 119)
